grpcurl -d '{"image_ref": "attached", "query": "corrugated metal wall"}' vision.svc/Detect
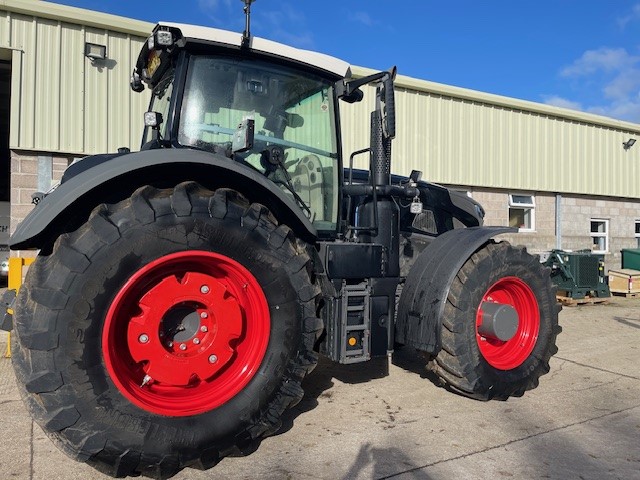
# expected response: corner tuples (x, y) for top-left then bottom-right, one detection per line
(342, 68), (640, 199)
(0, 6), (151, 155)
(1, 3), (639, 200)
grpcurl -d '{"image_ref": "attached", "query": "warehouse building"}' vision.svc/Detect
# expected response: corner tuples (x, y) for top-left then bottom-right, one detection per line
(1, 0), (639, 267)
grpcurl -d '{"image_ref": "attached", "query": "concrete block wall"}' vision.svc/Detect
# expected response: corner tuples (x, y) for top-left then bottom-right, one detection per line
(10, 151), (38, 238)
(471, 189), (557, 256)
(463, 187), (640, 270)
(9, 150), (74, 257)
(561, 195), (639, 269)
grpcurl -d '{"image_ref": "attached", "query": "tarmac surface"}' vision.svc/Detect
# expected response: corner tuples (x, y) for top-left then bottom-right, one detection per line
(1, 287), (639, 480)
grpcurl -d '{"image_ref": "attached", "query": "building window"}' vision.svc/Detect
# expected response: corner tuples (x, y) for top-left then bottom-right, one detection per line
(508, 194), (535, 231)
(635, 220), (640, 248)
(590, 219), (609, 253)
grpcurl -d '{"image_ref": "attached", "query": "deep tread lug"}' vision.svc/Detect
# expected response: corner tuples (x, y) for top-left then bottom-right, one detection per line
(44, 406), (81, 431)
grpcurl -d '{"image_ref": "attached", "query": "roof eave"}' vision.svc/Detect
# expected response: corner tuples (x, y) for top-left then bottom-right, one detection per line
(158, 21), (351, 78)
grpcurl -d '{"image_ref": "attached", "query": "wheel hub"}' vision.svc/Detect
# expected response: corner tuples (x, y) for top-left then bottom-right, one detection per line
(102, 251), (270, 416)
(475, 276), (540, 370)
(162, 305), (202, 343)
(478, 301), (519, 341)
(126, 271), (243, 386)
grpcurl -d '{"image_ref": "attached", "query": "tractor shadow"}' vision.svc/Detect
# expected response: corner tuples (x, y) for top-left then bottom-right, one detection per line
(612, 316), (640, 330)
(391, 346), (441, 384)
(277, 347), (441, 436)
(277, 355), (389, 435)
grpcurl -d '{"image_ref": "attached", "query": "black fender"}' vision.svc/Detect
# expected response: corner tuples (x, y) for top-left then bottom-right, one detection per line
(10, 148), (317, 249)
(395, 226), (516, 353)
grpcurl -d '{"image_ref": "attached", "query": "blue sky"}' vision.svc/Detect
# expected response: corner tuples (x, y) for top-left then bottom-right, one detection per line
(52, 0), (640, 123)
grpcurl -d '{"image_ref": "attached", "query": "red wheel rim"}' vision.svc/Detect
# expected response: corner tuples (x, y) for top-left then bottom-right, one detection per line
(102, 251), (270, 416)
(475, 276), (539, 370)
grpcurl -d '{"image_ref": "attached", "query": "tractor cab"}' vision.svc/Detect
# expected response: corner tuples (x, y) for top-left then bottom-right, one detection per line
(132, 22), (351, 233)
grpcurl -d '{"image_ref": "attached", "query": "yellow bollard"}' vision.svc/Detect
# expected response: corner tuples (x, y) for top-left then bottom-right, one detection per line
(4, 257), (36, 358)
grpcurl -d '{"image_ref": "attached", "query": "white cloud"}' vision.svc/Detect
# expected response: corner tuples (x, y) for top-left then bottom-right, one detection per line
(551, 46), (640, 122)
(195, 1), (314, 48)
(617, 3), (640, 29)
(543, 92), (640, 122)
(197, 0), (232, 14)
(542, 95), (583, 111)
(560, 48), (639, 77)
(349, 11), (376, 27)
(587, 101), (640, 122)
(254, 4), (315, 49)
(603, 69), (640, 100)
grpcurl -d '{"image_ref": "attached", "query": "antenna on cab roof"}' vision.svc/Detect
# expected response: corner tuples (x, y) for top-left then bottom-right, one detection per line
(241, 0), (256, 49)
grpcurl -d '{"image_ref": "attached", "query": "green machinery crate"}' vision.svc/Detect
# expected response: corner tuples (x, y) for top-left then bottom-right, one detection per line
(543, 249), (610, 299)
(621, 248), (640, 270)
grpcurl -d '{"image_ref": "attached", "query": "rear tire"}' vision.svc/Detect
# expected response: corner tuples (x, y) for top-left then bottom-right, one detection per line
(431, 241), (561, 400)
(11, 182), (321, 477)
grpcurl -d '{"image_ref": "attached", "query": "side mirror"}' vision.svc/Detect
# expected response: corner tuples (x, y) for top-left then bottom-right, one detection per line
(340, 88), (364, 104)
(131, 70), (144, 92)
(338, 67), (397, 139)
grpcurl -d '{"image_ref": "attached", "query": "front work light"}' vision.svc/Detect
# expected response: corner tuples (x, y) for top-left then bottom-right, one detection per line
(148, 30), (174, 50)
(144, 111), (163, 128)
(156, 30), (174, 46)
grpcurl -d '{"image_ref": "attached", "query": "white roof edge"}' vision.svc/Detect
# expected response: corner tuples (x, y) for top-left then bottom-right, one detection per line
(352, 66), (640, 133)
(2, 0), (153, 37)
(157, 22), (351, 78)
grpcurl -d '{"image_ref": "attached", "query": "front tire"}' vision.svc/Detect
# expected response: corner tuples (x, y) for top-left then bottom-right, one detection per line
(12, 182), (321, 477)
(432, 241), (561, 400)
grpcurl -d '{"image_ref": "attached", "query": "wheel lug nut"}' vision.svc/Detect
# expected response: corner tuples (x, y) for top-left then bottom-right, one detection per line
(200, 325), (208, 333)
(167, 341), (173, 348)
(200, 312), (208, 319)
(208, 354), (218, 364)
(179, 343), (187, 351)
(201, 285), (210, 294)
(193, 338), (201, 345)
(138, 334), (149, 344)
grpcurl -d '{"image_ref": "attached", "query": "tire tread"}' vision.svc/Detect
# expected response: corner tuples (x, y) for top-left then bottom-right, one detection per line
(12, 181), (322, 478)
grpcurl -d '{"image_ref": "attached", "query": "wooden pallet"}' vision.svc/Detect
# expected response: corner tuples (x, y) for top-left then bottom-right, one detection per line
(556, 294), (610, 307)
(610, 291), (640, 298)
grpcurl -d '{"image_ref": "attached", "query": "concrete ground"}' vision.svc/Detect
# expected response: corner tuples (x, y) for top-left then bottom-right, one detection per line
(1, 290), (639, 480)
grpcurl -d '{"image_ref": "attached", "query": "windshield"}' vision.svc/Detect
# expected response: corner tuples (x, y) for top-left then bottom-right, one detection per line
(177, 55), (339, 231)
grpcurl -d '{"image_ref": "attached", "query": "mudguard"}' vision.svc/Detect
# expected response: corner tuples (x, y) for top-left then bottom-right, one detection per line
(10, 148), (317, 249)
(395, 226), (516, 353)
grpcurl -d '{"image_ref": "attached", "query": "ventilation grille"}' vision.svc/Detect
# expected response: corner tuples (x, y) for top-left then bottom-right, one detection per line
(570, 255), (600, 287)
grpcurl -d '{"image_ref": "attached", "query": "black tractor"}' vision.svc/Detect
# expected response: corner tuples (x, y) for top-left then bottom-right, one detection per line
(2, 2), (560, 477)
